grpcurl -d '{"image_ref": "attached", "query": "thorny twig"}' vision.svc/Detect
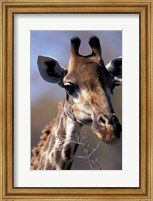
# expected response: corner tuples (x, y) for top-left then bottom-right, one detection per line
(90, 155), (102, 170)
(60, 130), (103, 170)
(75, 156), (87, 159)
(81, 141), (94, 170)
(81, 140), (102, 170)
(88, 142), (101, 157)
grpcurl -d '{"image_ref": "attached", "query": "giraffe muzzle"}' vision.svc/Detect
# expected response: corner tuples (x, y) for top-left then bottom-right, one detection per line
(92, 113), (122, 144)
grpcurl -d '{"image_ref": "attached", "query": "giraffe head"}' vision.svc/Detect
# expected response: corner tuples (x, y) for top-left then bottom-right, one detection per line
(38, 36), (122, 144)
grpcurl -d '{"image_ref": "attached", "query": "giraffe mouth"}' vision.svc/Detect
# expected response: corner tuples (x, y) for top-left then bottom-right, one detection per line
(77, 118), (92, 125)
(91, 122), (122, 144)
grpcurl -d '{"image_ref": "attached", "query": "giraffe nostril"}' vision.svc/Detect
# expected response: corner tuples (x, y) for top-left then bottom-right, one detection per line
(97, 114), (108, 126)
(99, 116), (106, 124)
(109, 114), (118, 125)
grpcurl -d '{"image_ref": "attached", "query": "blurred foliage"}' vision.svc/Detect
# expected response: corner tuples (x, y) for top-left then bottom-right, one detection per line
(31, 93), (59, 148)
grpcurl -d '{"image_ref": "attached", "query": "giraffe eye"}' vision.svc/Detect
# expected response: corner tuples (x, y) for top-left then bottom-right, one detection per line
(64, 83), (76, 95)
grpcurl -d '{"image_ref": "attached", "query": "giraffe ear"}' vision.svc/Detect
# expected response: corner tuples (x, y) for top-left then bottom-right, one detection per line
(106, 57), (122, 83)
(37, 55), (67, 86)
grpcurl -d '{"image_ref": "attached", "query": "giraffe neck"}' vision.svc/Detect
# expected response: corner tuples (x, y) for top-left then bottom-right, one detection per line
(31, 101), (82, 170)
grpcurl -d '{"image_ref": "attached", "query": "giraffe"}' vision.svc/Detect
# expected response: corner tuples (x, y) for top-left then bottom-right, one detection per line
(31, 36), (122, 170)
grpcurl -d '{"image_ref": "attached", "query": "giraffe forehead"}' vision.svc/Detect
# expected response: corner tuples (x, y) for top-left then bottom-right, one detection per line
(65, 68), (97, 83)
(68, 55), (101, 71)
(65, 61), (107, 86)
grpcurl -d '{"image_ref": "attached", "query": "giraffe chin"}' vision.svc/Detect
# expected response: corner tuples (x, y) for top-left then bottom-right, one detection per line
(94, 131), (119, 144)
(91, 125), (121, 144)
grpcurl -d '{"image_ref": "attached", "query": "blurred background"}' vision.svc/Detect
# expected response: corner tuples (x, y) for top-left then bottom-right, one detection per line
(31, 31), (122, 170)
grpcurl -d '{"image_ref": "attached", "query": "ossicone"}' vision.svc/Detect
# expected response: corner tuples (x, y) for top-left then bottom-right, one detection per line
(70, 37), (81, 56)
(88, 36), (102, 57)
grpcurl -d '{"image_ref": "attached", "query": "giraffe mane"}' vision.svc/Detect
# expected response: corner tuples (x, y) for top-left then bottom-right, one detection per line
(31, 102), (65, 170)
(31, 119), (55, 169)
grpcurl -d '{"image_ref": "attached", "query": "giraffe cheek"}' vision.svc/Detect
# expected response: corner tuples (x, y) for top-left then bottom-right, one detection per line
(73, 110), (92, 125)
